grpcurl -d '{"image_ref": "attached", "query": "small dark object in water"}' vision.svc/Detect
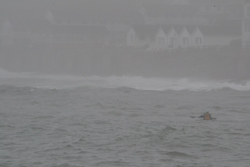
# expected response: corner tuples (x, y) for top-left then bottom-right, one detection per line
(191, 111), (216, 120)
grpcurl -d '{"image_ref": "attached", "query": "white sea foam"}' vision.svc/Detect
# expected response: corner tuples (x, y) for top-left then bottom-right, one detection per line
(30, 75), (249, 91)
(0, 68), (34, 78)
(96, 76), (250, 91)
(0, 68), (250, 91)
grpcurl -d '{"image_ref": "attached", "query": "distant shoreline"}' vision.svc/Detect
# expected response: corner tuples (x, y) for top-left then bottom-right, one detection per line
(0, 45), (249, 80)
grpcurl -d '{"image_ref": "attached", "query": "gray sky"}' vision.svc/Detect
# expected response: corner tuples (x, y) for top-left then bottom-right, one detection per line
(0, 0), (245, 19)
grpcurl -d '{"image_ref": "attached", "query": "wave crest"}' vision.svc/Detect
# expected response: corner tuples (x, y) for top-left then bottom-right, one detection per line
(0, 71), (250, 91)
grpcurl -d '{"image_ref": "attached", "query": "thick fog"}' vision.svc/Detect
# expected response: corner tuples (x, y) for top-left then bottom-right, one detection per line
(0, 0), (249, 79)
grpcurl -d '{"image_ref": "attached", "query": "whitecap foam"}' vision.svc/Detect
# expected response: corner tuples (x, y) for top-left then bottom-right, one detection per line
(101, 76), (250, 91)
(1, 71), (250, 91)
(0, 67), (34, 78)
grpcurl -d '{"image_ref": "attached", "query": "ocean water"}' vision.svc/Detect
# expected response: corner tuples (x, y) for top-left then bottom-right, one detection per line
(0, 69), (250, 167)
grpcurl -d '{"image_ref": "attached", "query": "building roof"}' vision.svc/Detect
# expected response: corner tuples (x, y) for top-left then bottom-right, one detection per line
(160, 25), (197, 34)
(131, 25), (202, 39)
(160, 25), (178, 35)
(181, 25), (197, 34)
(131, 24), (241, 39)
(131, 25), (160, 40)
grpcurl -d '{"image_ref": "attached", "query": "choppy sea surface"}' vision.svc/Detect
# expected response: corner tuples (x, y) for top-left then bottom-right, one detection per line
(0, 68), (250, 167)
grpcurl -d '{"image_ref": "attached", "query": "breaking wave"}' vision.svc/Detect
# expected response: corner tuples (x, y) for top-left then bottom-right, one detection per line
(0, 67), (34, 78)
(0, 68), (250, 91)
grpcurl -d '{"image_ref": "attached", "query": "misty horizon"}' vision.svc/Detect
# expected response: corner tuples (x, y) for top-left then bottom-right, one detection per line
(1, 2), (250, 166)
(0, 0), (249, 79)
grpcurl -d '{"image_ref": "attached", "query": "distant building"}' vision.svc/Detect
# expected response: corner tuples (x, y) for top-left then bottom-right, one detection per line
(126, 25), (158, 48)
(166, 27), (179, 49)
(178, 27), (192, 48)
(152, 27), (170, 50)
(126, 24), (241, 51)
(191, 27), (204, 47)
(242, 0), (250, 48)
(126, 25), (203, 50)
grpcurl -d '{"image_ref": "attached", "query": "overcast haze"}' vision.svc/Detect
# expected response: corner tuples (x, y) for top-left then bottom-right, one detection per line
(0, 0), (245, 19)
(1, 2), (250, 166)
(0, 0), (249, 79)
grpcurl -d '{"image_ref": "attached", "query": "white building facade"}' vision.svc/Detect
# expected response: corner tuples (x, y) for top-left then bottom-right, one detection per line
(191, 27), (204, 47)
(167, 28), (179, 49)
(154, 28), (169, 50)
(179, 27), (191, 48)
